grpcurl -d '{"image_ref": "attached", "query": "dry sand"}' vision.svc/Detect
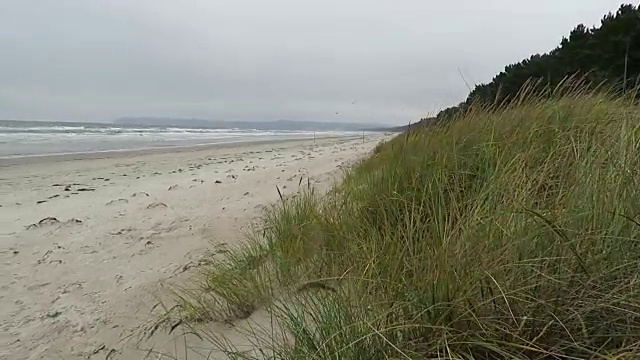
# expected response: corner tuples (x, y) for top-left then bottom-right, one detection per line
(0, 135), (388, 360)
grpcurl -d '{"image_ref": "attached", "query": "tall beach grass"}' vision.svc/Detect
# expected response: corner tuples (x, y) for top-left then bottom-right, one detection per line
(170, 86), (640, 359)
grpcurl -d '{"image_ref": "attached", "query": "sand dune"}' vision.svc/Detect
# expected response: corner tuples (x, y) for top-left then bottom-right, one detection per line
(0, 136), (387, 360)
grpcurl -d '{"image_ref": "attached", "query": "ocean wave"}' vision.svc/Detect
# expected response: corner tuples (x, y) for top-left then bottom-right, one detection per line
(0, 126), (320, 137)
(0, 124), (360, 158)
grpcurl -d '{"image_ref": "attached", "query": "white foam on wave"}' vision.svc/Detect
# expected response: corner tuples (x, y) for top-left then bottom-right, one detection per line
(0, 124), (359, 158)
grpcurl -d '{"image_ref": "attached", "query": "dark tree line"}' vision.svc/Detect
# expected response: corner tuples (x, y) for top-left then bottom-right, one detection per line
(432, 3), (640, 121)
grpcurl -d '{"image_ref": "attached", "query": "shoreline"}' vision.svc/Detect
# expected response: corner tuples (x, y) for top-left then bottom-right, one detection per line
(0, 134), (372, 167)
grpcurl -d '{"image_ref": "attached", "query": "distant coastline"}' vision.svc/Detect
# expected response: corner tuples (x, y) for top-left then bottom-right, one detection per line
(112, 117), (394, 132)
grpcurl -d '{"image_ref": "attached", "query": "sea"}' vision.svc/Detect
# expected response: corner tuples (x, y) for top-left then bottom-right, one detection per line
(0, 120), (359, 158)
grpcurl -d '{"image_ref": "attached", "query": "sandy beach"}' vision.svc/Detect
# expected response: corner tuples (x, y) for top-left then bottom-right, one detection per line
(0, 135), (387, 360)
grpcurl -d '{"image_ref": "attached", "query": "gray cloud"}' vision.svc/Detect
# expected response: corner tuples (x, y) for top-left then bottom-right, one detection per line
(0, 0), (624, 124)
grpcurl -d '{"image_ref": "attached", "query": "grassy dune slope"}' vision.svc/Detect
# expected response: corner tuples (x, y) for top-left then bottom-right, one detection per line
(174, 89), (640, 359)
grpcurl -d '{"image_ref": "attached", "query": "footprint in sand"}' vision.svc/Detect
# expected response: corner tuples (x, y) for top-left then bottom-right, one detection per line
(58, 281), (84, 294)
(25, 217), (60, 230)
(109, 227), (135, 236)
(131, 191), (150, 198)
(105, 198), (129, 206)
(147, 202), (168, 209)
(23, 218), (80, 232)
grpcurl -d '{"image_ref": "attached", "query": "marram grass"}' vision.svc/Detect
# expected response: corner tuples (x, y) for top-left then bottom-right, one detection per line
(168, 88), (640, 359)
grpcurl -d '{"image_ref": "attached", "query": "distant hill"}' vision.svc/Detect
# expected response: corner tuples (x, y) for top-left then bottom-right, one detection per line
(113, 117), (395, 132)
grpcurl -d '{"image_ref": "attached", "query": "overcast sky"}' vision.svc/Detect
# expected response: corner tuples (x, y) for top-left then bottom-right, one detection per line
(0, 0), (626, 125)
